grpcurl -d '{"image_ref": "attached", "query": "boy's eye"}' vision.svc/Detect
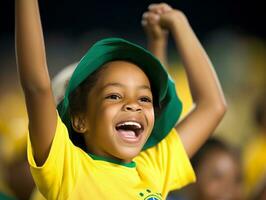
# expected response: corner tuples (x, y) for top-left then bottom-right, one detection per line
(105, 94), (121, 100)
(139, 96), (152, 103)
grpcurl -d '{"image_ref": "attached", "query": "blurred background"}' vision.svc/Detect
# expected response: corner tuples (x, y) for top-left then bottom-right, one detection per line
(0, 0), (265, 200)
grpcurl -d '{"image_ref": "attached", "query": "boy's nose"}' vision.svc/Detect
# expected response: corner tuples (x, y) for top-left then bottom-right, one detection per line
(123, 103), (142, 112)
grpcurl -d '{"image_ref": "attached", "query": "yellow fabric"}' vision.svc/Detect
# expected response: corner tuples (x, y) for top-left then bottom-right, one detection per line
(243, 133), (266, 196)
(27, 114), (195, 200)
(30, 188), (46, 200)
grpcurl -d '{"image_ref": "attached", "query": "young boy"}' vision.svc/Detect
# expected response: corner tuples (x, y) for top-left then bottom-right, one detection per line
(15, 1), (226, 199)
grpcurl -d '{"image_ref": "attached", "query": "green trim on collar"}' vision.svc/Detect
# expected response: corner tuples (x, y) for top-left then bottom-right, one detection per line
(0, 193), (16, 200)
(88, 153), (136, 168)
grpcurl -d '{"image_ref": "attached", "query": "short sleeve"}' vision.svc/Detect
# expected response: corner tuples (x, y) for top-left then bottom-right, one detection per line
(159, 129), (196, 191)
(27, 113), (78, 199)
(137, 129), (196, 194)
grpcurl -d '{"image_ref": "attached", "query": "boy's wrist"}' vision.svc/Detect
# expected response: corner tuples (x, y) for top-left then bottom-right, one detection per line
(147, 36), (168, 46)
(147, 38), (168, 53)
(168, 11), (189, 34)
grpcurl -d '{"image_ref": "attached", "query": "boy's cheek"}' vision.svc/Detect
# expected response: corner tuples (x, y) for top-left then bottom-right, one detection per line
(148, 108), (155, 125)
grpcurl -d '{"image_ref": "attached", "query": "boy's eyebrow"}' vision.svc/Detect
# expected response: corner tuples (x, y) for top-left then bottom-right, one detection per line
(101, 82), (151, 91)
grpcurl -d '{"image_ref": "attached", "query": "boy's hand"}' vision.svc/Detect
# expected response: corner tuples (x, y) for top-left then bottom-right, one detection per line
(145, 3), (188, 32)
(141, 3), (171, 42)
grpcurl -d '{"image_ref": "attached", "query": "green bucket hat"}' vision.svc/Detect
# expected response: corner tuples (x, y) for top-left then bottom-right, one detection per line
(57, 37), (182, 151)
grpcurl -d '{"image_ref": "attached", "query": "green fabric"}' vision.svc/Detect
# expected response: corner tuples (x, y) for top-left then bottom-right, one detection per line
(0, 193), (16, 200)
(88, 153), (136, 168)
(57, 37), (182, 151)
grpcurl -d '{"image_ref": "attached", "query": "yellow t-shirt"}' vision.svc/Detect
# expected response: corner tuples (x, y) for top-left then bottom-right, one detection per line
(27, 114), (195, 200)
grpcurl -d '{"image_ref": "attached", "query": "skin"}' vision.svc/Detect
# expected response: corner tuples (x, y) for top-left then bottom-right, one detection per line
(15, 1), (226, 165)
(195, 149), (243, 200)
(73, 61), (155, 162)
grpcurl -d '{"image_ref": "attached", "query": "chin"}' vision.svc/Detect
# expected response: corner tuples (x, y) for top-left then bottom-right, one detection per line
(115, 146), (142, 162)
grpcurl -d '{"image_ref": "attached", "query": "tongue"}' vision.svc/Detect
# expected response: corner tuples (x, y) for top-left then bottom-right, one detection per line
(117, 130), (136, 139)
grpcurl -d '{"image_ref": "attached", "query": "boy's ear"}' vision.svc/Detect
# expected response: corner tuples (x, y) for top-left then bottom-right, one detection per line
(71, 114), (89, 134)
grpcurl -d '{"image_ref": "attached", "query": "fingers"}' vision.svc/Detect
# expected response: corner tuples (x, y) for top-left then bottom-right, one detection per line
(148, 3), (172, 14)
(141, 12), (160, 26)
(142, 3), (173, 26)
(142, 3), (171, 40)
(142, 3), (173, 22)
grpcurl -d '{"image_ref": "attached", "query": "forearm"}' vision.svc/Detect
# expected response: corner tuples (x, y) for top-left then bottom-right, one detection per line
(15, 0), (50, 91)
(147, 38), (168, 67)
(170, 13), (226, 109)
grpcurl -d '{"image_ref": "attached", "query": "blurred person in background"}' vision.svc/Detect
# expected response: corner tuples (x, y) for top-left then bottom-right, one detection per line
(189, 138), (243, 200)
(51, 63), (78, 105)
(166, 138), (244, 200)
(0, 78), (34, 200)
(242, 93), (266, 200)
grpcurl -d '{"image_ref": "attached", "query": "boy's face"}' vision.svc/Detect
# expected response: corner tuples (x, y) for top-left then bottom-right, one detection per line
(81, 61), (155, 162)
(196, 149), (243, 200)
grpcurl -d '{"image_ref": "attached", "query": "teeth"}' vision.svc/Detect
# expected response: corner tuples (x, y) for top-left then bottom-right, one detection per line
(117, 121), (141, 129)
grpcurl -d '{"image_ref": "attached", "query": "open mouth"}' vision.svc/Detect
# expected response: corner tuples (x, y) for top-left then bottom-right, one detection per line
(115, 121), (144, 142)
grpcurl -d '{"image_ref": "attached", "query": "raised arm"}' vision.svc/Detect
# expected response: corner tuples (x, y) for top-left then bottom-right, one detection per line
(147, 3), (227, 158)
(141, 7), (169, 67)
(15, 0), (57, 165)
